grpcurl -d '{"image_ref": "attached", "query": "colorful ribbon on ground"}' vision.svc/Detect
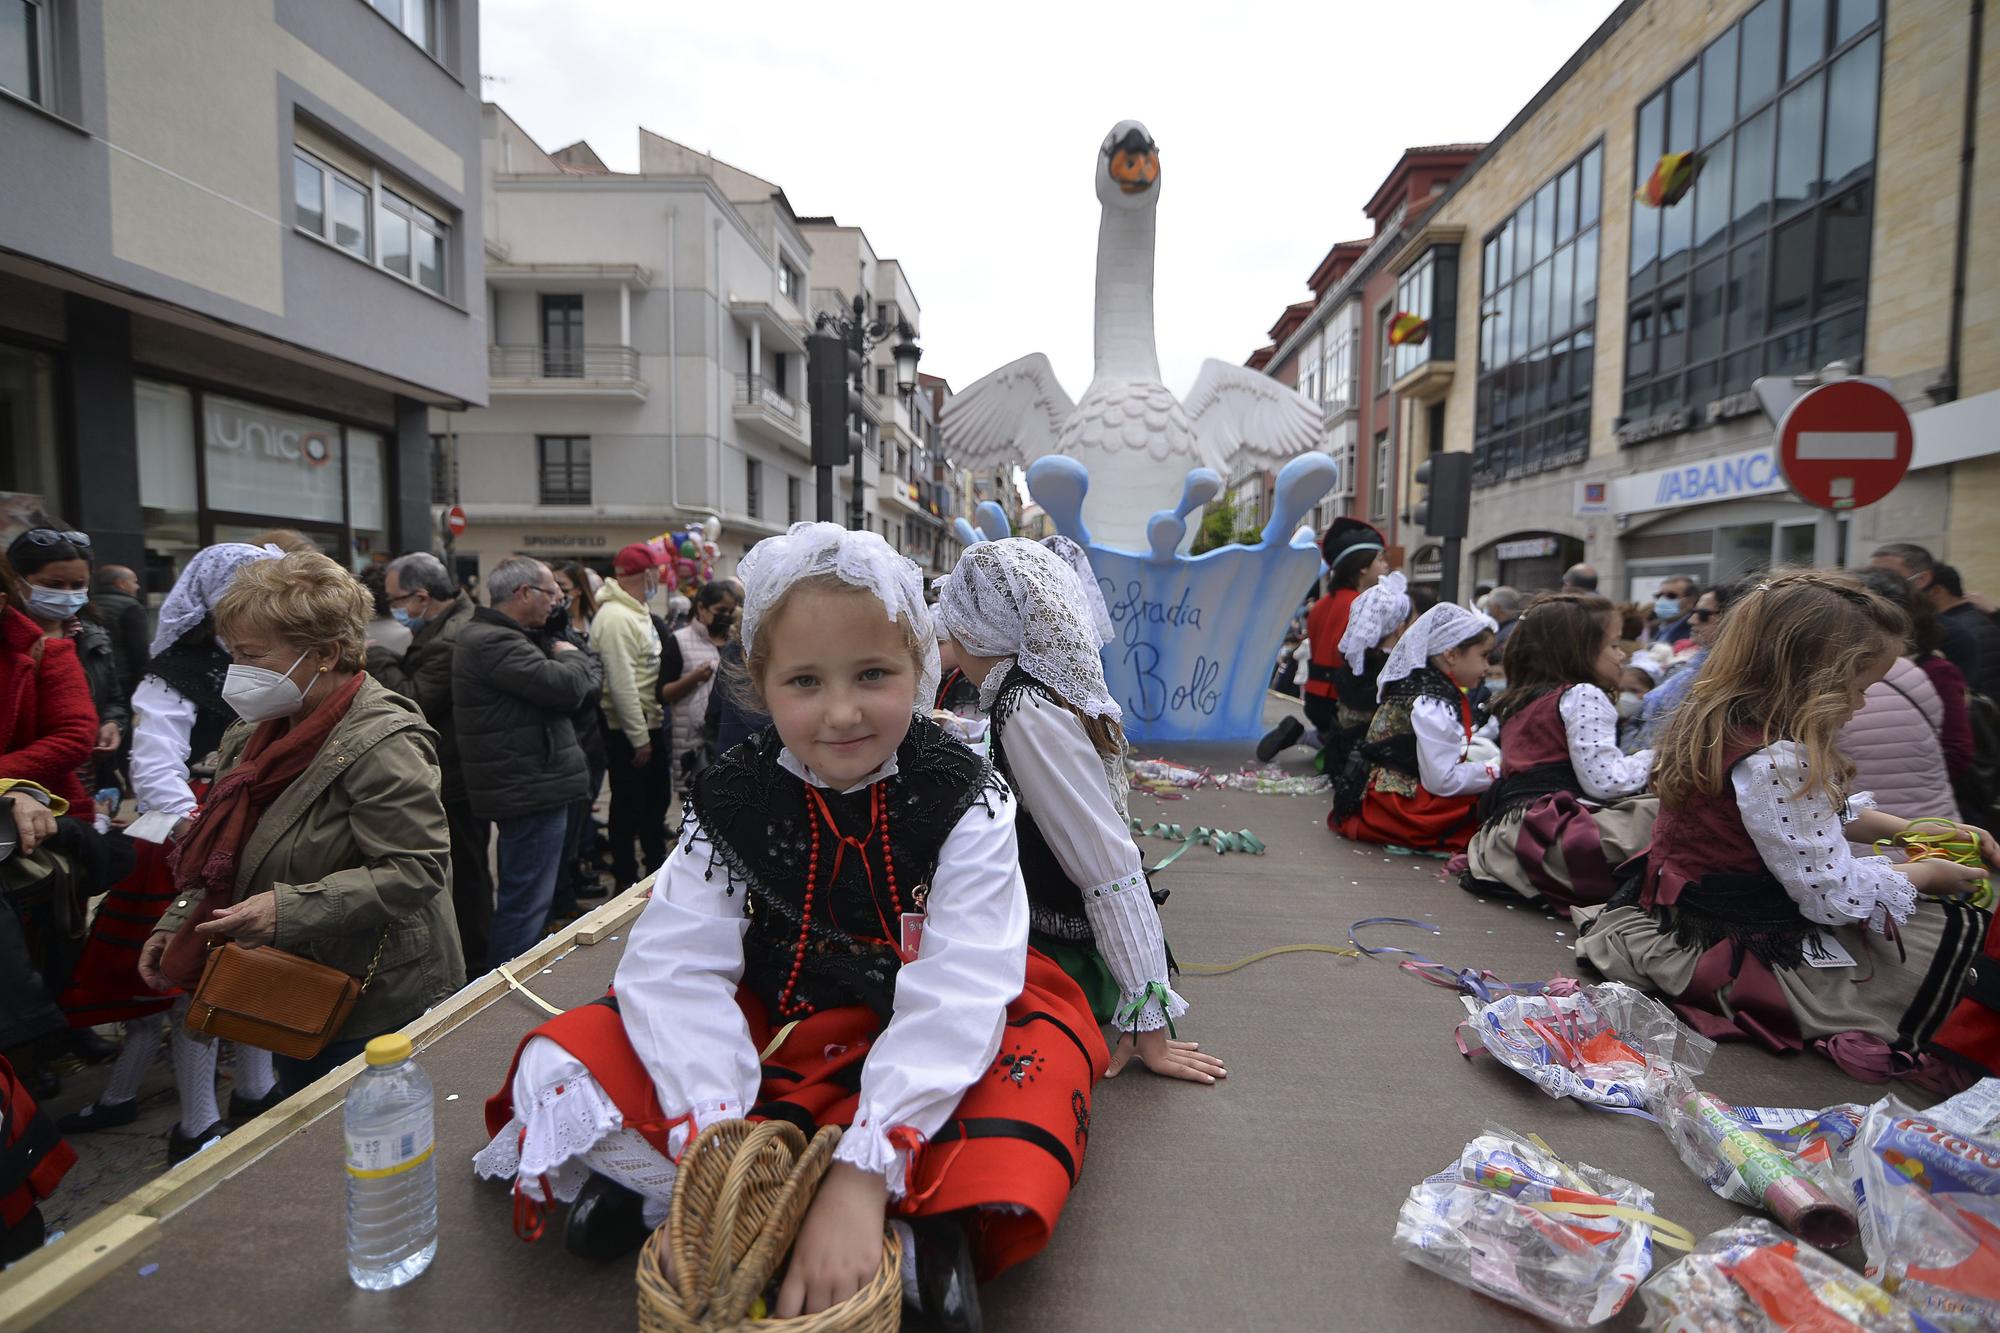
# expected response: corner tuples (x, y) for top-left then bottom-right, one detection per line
(1131, 819), (1266, 872)
(1348, 916), (1579, 1005)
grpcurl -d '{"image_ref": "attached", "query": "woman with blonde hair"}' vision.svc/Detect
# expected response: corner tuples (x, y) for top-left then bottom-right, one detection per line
(138, 552), (463, 1095)
(1576, 571), (1999, 1090)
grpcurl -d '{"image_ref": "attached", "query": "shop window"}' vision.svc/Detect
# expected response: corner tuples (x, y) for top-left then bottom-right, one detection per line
(1623, 0), (1879, 442)
(1475, 143), (1601, 483)
(346, 428), (389, 569)
(0, 343), (62, 503)
(204, 393), (345, 525)
(428, 432), (457, 503)
(537, 436), (590, 506)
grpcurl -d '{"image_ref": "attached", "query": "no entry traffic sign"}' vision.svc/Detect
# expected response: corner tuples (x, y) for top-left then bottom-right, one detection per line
(1776, 379), (1913, 511)
(445, 504), (467, 537)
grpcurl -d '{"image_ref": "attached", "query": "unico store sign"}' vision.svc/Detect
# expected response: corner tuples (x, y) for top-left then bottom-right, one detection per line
(204, 394), (346, 524)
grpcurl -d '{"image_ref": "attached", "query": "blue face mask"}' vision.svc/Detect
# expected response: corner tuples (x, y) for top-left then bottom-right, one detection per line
(391, 606), (416, 628)
(26, 585), (90, 620)
(1653, 597), (1682, 619)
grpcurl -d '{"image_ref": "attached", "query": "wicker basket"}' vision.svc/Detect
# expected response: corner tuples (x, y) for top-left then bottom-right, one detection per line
(635, 1120), (903, 1332)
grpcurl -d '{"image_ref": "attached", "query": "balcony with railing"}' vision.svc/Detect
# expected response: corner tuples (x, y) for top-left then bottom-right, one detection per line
(489, 344), (647, 399)
(732, 374), (809, 453)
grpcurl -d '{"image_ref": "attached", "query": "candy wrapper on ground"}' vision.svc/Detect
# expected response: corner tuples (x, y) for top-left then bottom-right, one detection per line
(1922, 1079), (2000, 1140)
(1640, 1218), (1944, 1331)
(1658, 1082), (1864, 1249)
(1846, 1096), (2000, 1331)
(1456, 981), (1716, 1115)
(1394, 1125), (1670, 1326)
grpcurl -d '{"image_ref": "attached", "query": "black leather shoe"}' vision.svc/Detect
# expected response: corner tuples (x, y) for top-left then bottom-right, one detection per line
(910, 1217), (982, 1333)
(564, 1173), (650, 1261)
(1256, 715), (1305, 762)
(66, 1028), (121, 1065)
(59, 1099), (139, 1133)
(23, 1066), (59, 1102)
(167, 1120), (227, 1166)
(227, 1086), (285, 1126)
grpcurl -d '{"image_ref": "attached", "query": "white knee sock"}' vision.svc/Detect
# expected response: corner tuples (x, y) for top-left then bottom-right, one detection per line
(232, 1044), (277, 1100)
(99, 1018), (163, 1105)
(580, 1128), (679, 1228)
(169, 996), (221, 1132)
(891, 1220), (918, 1304)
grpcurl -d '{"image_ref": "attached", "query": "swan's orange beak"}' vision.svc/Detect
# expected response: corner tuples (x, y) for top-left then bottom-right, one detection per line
(1109, 148), (1159, 194)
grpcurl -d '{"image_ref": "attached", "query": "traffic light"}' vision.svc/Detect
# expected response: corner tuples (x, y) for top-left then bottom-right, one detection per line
(808, 333), (865, 468)
(1411, 452), (1472, 539)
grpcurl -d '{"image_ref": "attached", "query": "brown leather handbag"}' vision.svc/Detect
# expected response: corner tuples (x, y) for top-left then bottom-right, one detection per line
(185, 935), (387, 1060)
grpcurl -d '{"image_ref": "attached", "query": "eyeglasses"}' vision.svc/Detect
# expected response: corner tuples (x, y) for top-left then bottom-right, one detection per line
(18, 528), (91, 550)
(387, 590), (422, 606)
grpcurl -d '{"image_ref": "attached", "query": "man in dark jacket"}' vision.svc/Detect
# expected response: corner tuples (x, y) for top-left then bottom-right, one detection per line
(92, 565), (149, 698)
(378, 550), (490, 968)
(453, 557), (597, 969)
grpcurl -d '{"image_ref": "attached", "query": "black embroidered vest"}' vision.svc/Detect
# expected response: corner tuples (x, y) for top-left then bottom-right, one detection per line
(685, 714), (1005, 1020)
(144, 622), (233, 761)
(987, 668), (1096, 946)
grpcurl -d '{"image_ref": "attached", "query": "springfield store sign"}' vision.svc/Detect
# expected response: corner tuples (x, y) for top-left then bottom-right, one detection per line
(1577, 445), (1789, 519)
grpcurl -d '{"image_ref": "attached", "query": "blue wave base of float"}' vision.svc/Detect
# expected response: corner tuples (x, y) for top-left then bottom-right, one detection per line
(953, 453), (1336, 744)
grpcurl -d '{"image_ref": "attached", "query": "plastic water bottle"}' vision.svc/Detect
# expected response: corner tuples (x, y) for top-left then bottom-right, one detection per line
(344, 1033), (438, 1289)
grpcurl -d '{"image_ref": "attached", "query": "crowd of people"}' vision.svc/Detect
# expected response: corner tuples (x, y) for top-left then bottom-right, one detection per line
(1263, 518), (2000, 1098)
(7, 507), (2000, 1325)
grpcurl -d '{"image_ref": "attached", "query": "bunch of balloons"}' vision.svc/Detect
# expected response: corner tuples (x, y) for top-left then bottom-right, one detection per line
(648, 515), (723, 597)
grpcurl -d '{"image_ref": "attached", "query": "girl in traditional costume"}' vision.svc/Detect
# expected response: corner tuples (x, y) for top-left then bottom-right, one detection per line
(1332, 602), (1497, 853)
(1463, 592), (1658, 910)
(1576, 572), (2000, 1089)
(1259, 517), (1387, 763)
(478, 523), (1103, 1330)
(934, 539), (1225, 1086)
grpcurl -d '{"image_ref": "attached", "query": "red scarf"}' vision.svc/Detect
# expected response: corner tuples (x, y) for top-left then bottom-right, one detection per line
(160, 672), (365, 987)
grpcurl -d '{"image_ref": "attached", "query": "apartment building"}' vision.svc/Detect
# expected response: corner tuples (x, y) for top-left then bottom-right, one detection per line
(433, 111), (818, 580)
(1384, 0), (1999, 597)
(0, 0), (486, 585)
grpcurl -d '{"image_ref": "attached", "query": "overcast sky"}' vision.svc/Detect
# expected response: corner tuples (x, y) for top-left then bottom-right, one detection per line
(480, 0), (1617, 398)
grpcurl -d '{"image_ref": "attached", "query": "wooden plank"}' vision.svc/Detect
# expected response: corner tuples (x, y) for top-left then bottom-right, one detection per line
(0, 1214), (158, 1333)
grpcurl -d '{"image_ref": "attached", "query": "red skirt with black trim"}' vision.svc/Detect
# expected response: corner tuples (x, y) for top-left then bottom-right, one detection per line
(1334, 787), (1481, 852)
(59, 835), (181, 1025)
(486, 948), (1107, 1281)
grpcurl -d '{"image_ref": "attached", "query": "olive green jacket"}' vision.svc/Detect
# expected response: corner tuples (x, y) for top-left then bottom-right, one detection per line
(155, 675), (466, 1044)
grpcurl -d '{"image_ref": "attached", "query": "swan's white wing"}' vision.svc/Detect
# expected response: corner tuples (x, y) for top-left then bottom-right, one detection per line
(1181, 358), (1327, 475)
(941, 353), (1075, 471)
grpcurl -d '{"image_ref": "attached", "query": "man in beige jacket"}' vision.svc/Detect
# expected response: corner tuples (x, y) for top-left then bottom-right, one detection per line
(591, 544), (669, 888)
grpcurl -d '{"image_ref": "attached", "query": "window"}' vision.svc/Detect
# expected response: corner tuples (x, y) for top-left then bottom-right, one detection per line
(746, 458), (762, 520)
(1297, 332), (1322, 404)
(1473, 142), (1603, 485)
(876, 303), (889, 326)
(778, 262), (800, 300)
(537, 436), (590, 506)
(368, 0), (442, 60)
(428, 433), (457, 503)
(292, 152), (370, 259)
(1371, 431), (1392, 520)
(787, 475), (801, 524)
(293, 146), (452, 297)
(1623, 0), (1880, 434)
(540, 295), (583, 377)
(1392, 246), (1459, 382)
(1376, 304), (1395, 390)
(2, 0), (50, 106)
(1324, 307), (1359, 413)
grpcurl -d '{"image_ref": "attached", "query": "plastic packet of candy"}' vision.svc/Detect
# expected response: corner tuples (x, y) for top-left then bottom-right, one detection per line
(1394, 1125), (1666, 1326)
(1657, 1082), (1864, 1249)
(1845, 1096), (2000, 1332)
(1213, 767), (1331, 796)
(1640, 1218), (1941, 1331)
(1456, 982), (1716, 1114)
(1127, 757), (1209, 790)
(1922, 1078), (2000, 1141)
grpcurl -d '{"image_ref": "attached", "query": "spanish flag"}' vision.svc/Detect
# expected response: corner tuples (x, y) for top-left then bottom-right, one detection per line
(1635, 151), (1701, 209)
(1387, 312), (1429, 347)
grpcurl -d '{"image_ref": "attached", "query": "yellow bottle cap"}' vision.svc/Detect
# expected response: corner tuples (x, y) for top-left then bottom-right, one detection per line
(365, 1033), (413, 1066)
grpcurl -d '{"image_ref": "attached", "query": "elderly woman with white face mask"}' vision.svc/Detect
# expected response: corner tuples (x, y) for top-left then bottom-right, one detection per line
(137, 552), (463, 1095)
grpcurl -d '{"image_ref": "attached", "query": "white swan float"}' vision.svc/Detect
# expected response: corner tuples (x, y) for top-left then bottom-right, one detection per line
(943, 120), (1329, 552)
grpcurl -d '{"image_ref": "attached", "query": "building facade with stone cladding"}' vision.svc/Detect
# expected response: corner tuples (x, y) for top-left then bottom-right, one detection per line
(1383, 0), (1999, 600)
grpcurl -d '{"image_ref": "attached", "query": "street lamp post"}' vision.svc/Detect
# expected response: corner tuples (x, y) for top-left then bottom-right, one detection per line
(810, 293), (921, 532)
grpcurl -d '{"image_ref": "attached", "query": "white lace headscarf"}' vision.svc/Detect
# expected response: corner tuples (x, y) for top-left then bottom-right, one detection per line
(1338, 571), (1412, 665)
(1039, 535), (1114, 647)
(737, 522), (939, 710)
(934, 538), (1120, 721)
(1376, 602), (1497, 701)
(149, 542), (283, 656)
